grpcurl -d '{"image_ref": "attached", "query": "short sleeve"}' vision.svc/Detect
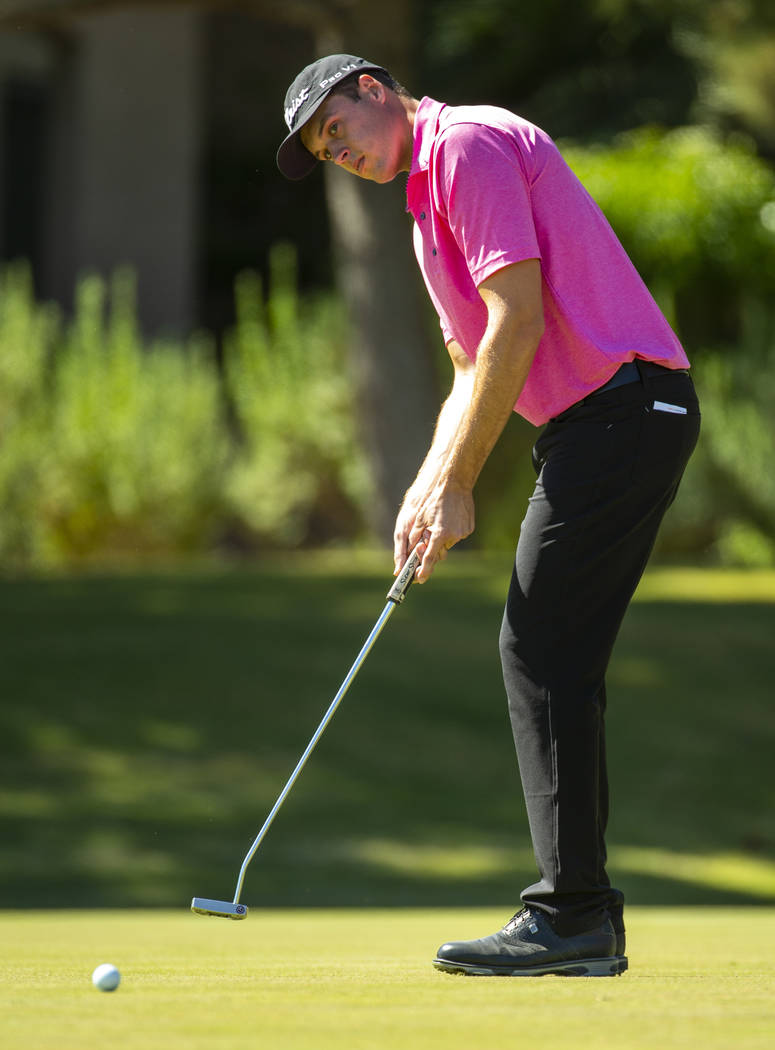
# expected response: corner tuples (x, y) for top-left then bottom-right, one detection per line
(431, 122), (541, 287)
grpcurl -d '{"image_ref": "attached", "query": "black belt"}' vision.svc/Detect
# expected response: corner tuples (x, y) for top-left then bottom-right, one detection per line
(551, 360), (689, 422)
(593, 359), (688, 397)
(595, 360), (641, 394)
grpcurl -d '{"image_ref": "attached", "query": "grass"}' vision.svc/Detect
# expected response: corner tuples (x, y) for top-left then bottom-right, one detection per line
(1, 908), (774, 1050)
(1, 559), (773, 1047)
(1, 555), (774, 911)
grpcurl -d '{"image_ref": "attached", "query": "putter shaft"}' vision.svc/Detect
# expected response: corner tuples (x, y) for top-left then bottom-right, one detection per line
(229, 547), (422, 907)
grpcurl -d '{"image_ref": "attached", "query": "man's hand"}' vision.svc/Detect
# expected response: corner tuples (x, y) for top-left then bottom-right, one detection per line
(407, 479), (475, 583)
(393, 476), (474, 582)
(393, 488), (423, 575)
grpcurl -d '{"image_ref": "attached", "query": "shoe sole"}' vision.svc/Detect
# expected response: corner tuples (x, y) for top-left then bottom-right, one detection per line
(433, 955), (628, 977)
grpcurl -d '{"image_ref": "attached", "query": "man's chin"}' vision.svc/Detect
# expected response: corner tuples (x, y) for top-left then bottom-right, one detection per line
(369, 167), (401, 184)
(349, 161), (400, 184)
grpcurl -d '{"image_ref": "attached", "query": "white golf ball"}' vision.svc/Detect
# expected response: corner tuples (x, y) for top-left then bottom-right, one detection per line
(91, 963), (121, 992)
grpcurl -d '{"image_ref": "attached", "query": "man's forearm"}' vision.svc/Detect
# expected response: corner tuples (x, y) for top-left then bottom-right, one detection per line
(439, 324), (539, 493)
(407, 374), (473, 499)
(393, 345), (475, 570)
(404, 319), (541, 575)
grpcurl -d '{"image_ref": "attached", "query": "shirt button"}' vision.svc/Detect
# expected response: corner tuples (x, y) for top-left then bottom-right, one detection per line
(419, 212), (426, 220)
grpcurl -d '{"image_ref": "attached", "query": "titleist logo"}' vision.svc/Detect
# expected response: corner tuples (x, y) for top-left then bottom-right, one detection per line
(285, 87), (310, 129)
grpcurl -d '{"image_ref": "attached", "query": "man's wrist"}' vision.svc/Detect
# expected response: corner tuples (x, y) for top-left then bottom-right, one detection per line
(437, 467), (475, 499)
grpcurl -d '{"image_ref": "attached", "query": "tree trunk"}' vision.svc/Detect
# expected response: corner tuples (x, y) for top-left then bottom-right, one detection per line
(323, 168), (437, 543)
(314, 7), (439, 544)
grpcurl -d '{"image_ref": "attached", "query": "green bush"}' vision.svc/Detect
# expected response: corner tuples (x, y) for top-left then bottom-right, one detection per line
(223, 245), (370, 547)
(666, 335), (775, 567)
(0, 263), (59, 563)
(41, 270), (230, 560)
(0, 252), (370, 569)
(0, 265), (229, 564)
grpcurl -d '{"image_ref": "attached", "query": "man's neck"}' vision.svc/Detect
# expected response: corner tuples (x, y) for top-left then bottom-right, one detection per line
(399, 95), (421, 173)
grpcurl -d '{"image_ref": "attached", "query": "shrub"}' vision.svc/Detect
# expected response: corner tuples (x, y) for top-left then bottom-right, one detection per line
(0, 253), (371, 569)
(0, 263), (60, 563)
(655, 329), (775, 566)
(0, 266), (230, 565)
(39, 270), (230, 560)
(223, 244), (370, 547)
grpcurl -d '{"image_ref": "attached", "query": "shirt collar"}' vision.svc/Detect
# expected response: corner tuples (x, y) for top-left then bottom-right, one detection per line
(409, 96), (446, 177)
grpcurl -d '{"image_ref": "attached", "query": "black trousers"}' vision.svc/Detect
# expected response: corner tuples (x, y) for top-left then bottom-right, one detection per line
(499, 364), (700, 936)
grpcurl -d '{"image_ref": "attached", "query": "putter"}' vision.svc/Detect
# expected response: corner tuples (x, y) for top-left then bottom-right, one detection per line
(191, 546), (423, 919)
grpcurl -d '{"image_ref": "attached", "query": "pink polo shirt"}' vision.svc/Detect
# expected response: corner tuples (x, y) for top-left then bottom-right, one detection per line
(406, 97), (689, 426)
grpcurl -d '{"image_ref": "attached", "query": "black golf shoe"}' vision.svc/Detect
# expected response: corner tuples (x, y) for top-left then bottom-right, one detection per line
(609, 888), (626, 957)
(433, 907), (628, 977)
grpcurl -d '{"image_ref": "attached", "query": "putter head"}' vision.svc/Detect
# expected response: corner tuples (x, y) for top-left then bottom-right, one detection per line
(191, 897), (248, 919)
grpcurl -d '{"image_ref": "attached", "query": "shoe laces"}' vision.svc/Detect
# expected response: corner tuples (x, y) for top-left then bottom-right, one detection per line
(503, 908), (534, 934)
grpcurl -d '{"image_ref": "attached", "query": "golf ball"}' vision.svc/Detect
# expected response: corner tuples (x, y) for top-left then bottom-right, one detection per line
(91, 963), (121, 992)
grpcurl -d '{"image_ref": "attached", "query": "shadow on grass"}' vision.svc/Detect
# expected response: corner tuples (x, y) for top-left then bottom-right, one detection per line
(1, 557), (773, 909)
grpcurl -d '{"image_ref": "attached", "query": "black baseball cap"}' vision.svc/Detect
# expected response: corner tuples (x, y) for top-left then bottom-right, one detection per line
(276, 54), (389, 180)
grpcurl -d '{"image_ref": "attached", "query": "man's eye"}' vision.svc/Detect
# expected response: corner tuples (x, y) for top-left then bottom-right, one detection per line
(329, 122), (338, 135)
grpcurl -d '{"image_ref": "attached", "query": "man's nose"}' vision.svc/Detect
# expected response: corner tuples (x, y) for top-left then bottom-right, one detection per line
(333, 143), (350, 165)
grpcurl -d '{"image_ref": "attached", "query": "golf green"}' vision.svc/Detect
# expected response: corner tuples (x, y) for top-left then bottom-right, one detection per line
(2, 908), (773, 1049)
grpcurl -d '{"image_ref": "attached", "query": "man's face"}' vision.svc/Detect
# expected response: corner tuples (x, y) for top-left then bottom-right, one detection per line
(300, 75), (411, 183)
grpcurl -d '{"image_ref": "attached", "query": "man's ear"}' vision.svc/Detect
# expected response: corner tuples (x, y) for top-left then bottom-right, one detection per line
(358, 73), (384, 101)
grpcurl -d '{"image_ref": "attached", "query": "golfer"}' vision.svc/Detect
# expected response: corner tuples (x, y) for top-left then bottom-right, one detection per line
(277, 54), (700, 977)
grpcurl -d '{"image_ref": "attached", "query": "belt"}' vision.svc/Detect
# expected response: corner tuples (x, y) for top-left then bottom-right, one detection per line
(551, 360), (689, 422)
(595, 360), (641, 394)
(593, 359), (689, 397)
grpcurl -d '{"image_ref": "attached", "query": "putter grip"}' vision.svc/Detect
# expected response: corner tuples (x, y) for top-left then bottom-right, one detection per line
(386, 547), (422, 604)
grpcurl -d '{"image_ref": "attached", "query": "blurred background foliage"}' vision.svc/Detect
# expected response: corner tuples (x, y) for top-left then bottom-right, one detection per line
(1, 0), (774, 569)
(0, 248), (370, 567)
(2, 131), (773, 569)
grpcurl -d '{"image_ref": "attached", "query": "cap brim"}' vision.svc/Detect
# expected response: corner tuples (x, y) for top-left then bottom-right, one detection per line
(276, 128), (318, 181)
